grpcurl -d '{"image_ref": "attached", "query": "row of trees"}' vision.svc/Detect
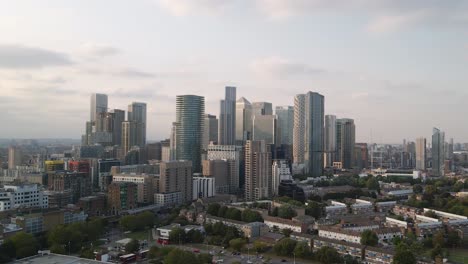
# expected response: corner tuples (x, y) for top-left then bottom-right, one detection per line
(272, 238), (346, 264)
(168, 228), (204, 244)
(204, 222), (243, 247)
(148, 247), (212, 264)
(119, 211), (156, 231)
(270, 205), (297, 219)
(206, 203), (263, 222)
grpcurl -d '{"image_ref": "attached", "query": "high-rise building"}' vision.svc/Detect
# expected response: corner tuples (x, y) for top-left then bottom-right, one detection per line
(252, 102), (273, 116)
(272, 160), (292, 196)
(203, 114), (218, 150)
(111, 109), (125, 146)
(219, 86), (236, 145)
(324, 115), (337, 168)
(416, 137), (426, 170)
(176, 95), (205, 172)
(107, 182), (137, 215)
(207, 144), (242, 193)
(432, 128), (445, 176)
(336, 118), (355, 169)
(252, 115), (277, 145)
(159, 161), (193, 203)
(8, 146), (22, 169)
(90, 93), (108, 122)
(145, 142), (162, 161)
(354, 143), (369, 169)
(113, 173), (155, 204)
(245, 140), (272, 201)
(128, 102), (147, 147)
(122, 121), (137, 154)
(235, 97), (253, 144)
(170, 122), (177, 161)
(293, 92), (324, 176)
(202, 159), (229, 194)
(97, 159), (122, 191)
(47, 171), (92, 203)
(275, 106), (294, 146)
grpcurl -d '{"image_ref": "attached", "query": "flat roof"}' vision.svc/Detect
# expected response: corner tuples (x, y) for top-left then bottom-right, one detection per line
(13, 253), (107, 264)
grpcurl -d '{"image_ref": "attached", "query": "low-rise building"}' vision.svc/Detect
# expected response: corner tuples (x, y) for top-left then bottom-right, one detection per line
(351, 199), (374, 215)
(392, 205), (422, 220)
(154, 192), (182, 206)
(375, 201), (397, 213)
(0, 184), (48, 211)
(107, 182), (137, 215)
(78, 194), (106, 217)
(318, 226), (361, 244)
(364, 246), (394, 264)
(325, 201), (348, 219)
(374, 227), (403, 243)
(313, 236), (363, 259)
(263, 215), (307, 233)
(192, 176), (215, 200)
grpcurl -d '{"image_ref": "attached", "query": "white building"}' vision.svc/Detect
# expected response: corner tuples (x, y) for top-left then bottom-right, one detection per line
(0, 184), (48, 211)
(263, 216), (305, 233)
(154, 192), (182, 206)
(272, 160), (292, 196)
(193, 177), (215, 200)
(318, 228), (361, 244)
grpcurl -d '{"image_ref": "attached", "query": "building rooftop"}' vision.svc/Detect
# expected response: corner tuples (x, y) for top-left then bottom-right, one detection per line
(13, 253), (107, 264)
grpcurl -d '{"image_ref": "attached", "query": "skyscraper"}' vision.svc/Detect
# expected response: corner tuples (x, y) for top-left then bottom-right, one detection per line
(176, 95), (205, 172)
(111, 109), (125, 146)
(336, 118), (355, 169)
(432, 128), (445, 176)
(8, 146), (22, 169)
(170, 122), (178, 161)
(252, 115), (277, 145)
(245, 140), (272, 201)
(203, 114), (218, 150)
(415, 137), (426, 170)
(235, 97), (252, 143)
(127, 102), (147, 147)
(252, 102), (273, 116)
(122, 121), (137, 154)
(90, 93), (108, 122)
(219, 86), (236, 145)
(324, 115), (337, 167)
(275, 106), (294, 146)
(293, 92), (324, 176)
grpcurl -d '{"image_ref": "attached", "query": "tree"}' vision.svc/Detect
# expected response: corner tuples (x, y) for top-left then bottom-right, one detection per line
(293, 242), (311, 258)
(305, 201), (323, 219)
(281, 228), (293, 237)
(207, 203), (221, 216)
(393, 243), (416, 264)
(169, 228), (186, 245)
(273, 238), (297, 256)
(164, 249), (199, 264)
(343, 255), (359, 264)
(430, 245), (443, 260)
(241, 209), (263, 222)
(197, 253), (213, 263)
(80, 248), (95, 259)
(424, 210), (438, 218)
(8, 232), (38, 259)
(186, 230), (204, 243)
(315, 246), (342, 264)
(120, 215), (139, 231)
(366, 177), (380, 191)
(360, 230), (378, 246)
(432, 231), (445, 248)
(225, 208), (242, 221)
(229, 238), (246, 252)
(277, 205), (297, 219)
(139, 211), (156, 229)
(253, 240), (268, 253)
(446, 230), (460, 247)
(413, 184), (423, 194)
(125, 239), (140, 253)
(217, 206), (228, 218)
(453, 181), (464, 192)
(0, 239), (16, 262)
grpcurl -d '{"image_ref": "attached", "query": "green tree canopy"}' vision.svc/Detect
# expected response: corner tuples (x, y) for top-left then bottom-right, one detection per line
(360, 230), (378, 246)
(229, 238), (246, 251)
(169, 228), (186, 245)
(315, 246), (342, 264)
(125, 239), (140, 253)
(164, 248), (199, 264)
(8, 232), (39, 259)
(273, 238), (297, 256)
(393, 242), (416, 264)
(277, 205), (297, 219)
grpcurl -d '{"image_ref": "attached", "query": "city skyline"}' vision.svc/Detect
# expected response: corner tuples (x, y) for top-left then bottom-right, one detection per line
(1, 1), (467, 142)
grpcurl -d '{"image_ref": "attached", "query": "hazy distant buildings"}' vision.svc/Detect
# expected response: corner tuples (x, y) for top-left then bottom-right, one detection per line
(245, 140), (272, 201)
(219, 86), (236, 145)
(235, 97), (252, 144)
(203, 114), (218, 150)
(252, 102), (273, 116)
(176, 95), (205, 172)
(336, 118), (355, 169)
(432, 128), (445, 176)
(354, 143), (369, 169)
(252, 115), (277, 145)
(121, 121), (137, 154)
(8, 146), (22, 169)
(128, 102), (147, 147)
(90, 93), (108, 122)
(111, 109), (125, 146)
(416, 137), (426, 170)
(324, 115), (337, 168)
(293, 92), (324, 176)
(275, 106), (294, 146)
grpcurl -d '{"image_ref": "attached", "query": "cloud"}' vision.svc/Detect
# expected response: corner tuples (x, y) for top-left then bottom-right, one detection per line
(0, 44), (72, 69)
(81, 42), (120, 57)
(81, 67), (156, 78)
(250, 57), (325, 78)
(156, 0), (233, 16)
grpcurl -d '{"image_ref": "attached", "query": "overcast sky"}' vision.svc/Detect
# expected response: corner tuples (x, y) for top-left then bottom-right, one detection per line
(0, 0), (467, 143)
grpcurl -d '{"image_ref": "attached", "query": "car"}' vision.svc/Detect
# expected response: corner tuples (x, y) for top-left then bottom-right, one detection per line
(281, 259), (287, 262)
(247, 261), (253, 264)
(216, 259), (224, 263)
(193, 249), (200, 253)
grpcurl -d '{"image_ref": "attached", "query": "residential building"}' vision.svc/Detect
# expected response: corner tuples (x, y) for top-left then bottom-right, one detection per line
(44, 160), (65, 172)
(127, 102), (147, 147)
(122, 121), (137, 154)
(176, 95), (205, 172)
(313, 237), (363, 260)
(324, 115), (336, 168)
(351, 199), (374, 215)
(97, 159), (121, 191)
(47, 171), (92, 203)
(202, 159), (229, 194)
(432, 128), (445, 176)
(0, 184), (48, 211)
(336, 118), (355, 169)
(263, 216), (306, 233)
(207, 144), (241, 193)
(107, 182), (137, 215)
(272, 160), (292, 196)
(8, 146), (22, 169)
(77, 195), (106, 217)
(154, 192), (182, 206)
(219, 86), (236, 145)
(192, 176), (215, 200)
(245, 140), (272, 201)
(110, 109), (125, 146)
(159, 161), (193, 203)
(416, 137), (426, 170)
(113, 173), (155, 204)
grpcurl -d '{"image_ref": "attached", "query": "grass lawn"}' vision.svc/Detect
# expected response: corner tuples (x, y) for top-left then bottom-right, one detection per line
(124, 229), (151, 241)
(448, 248), (468, 264)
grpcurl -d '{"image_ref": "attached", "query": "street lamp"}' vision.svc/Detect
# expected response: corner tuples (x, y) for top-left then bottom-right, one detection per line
(293, 252), (296, 264)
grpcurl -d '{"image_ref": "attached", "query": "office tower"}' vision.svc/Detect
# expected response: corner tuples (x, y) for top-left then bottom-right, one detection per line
(203, 114), (218, 150)
(8, 146), (22, 169)
(146, 142), (162, 161)
(432, 128), (445, 176)
(272, 160), (292, 196)
(219, 86), (236, 145)
(111, 109), (125, 146)
(90, 93), (108, 122)
(107, 182), (137, 215)
(447, 138), (454, 161)
(324, 115), (337, 168)
(336, 118), (355, 169)
(207, 144), (242, 193)
(176, 95), (205, 173)
(354, 143), (369, 169)
(235, 97), (253, 143)
(416, 137), (426, 170)
(122, 121), (137, 154)
(252, 102), (273, 116)
(161, 139), (171, 162)
(293, 92), (324, 176)
(159, 161), (193, 203)
(275, 106), (294, 146)
(252, 115), (277, 145)
(202, 159), (229, 194)
(170, 122), (177, 161)
(127, 102), (147, 147)
(245, 140), (272, 201)
(97, 158), (121, 191)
